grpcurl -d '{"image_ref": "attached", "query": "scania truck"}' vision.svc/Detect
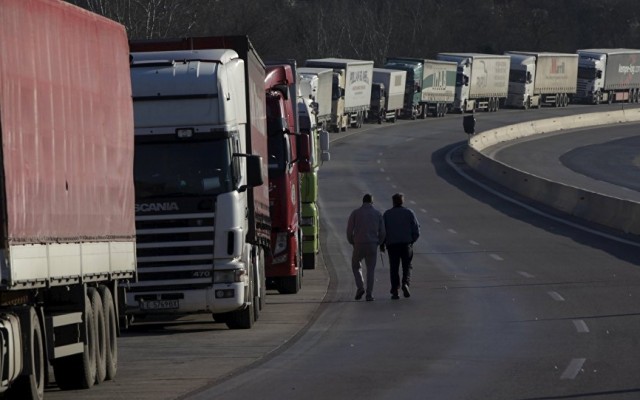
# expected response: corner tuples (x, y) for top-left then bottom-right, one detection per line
(384, 57), (457, 118)
(437, 53), (510, 113)
(304, 58), (374, 131)
(370, 68), (407, 123)
(575, 48), (640, 104)
(505, 51), (578, 109)
(0, 0), (136, 397)
(128, 36), (270, 329)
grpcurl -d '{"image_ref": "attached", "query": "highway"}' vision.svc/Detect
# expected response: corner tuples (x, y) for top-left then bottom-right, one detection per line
(46, 103), (640, 400)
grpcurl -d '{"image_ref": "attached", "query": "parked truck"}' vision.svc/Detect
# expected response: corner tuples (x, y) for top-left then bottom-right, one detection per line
(436, 53), (510, 113)
(128, 36), (269, 329)
(304, 58), (374, 131)
(298, 67), (334, 131)
(384, 58), (457, 118)
(297, 93), (330, 270)
(264, 61), (311, 293)
(575, 48), (640, 104)
(0, 0), (136, 397)
(505, 51), (578, 109)
(370, 68), (407, 123)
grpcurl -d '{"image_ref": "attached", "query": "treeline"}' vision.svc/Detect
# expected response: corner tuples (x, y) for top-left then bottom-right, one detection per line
(66, 0), (640, 65)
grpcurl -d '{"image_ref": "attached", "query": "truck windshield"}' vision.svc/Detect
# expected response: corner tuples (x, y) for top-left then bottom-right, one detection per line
(509, 69), (527, 83)
(134, 140), (233, 199)
(578, 66), (597, 80)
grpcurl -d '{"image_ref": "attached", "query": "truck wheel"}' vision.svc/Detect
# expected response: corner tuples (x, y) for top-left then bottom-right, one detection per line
(7, 307), (44, 400)
(53, 294), (96, 389)
(303, 252), (317, 270)
(89, 288), (107, 384)
(225, 280), (255, 329)
(99, 285), (118, 380)
(608, 91), (614, 104)
(278, 275), (300, 294)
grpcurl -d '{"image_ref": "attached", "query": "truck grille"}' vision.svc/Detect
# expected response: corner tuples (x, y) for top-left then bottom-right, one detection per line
(131, 212), (215, 291)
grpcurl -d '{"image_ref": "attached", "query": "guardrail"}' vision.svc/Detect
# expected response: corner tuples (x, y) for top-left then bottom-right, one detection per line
(463, 108), (640, 235)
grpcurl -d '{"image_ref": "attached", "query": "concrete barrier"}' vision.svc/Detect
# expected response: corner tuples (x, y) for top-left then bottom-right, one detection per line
(464, 109), (640, 235)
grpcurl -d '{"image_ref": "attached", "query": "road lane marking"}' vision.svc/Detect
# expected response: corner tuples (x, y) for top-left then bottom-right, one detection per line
(518, 271), (535, 278)
(433, 218), (441, 223)
(420, 208), (427, 213)
(448, 228), (457, 234)
(573, 320), (590, 333)
(561, 358), (586, 380)
(469, 240), (479, 245)
(489, 254), (503, 261)
(548, 291), (565, 301)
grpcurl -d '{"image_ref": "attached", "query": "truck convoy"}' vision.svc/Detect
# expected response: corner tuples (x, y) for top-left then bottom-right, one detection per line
(128, 36), (270, 329)
(264, 62), (309, 293)
(298, 67), (334, 131)
(370, 68), (407, 123)
(436, 53), (510, 113)
(0, 0), (135, 397)
(505, 51), (578, 109)
(304, 58), (374, 132)
(575, 48), (640, 104)
(384, 58), (457, 118)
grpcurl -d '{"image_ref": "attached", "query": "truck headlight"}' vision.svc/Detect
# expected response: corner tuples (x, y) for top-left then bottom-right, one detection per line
(214, 269), (246, 283)
(274, 232), (288, 255)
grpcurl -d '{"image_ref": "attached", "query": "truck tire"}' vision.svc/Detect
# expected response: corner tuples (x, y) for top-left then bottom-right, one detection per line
(89, 288), (107, 384)
(303, 252), (316, 269)
(7, 307), (44, 400)
(225, 280), (255, 329)
(53, 293), (96, 389)
(99, 285), (118, 380)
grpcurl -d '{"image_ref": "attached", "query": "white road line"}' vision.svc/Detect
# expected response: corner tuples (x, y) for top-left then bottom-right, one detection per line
(548, 291), (565, 301)
(379, 168), (385, 172)
(448, 228), (457, 234)
(517, 271), (535, 278)
(489, 253), (503, 261)
(573, 320), (590, 333)
(386, 177), (391, 181)
(433, 218), (441, 223)
(409, 200), (416, 204)
(469, 240), (479, 245)
(560, 358), (586, 380)
(420, 208), (427, 213)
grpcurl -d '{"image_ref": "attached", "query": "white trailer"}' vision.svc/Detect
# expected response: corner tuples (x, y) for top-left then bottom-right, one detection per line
(422, 60), (457, 117)
(304, 58), (374, 130)
(436, 53), (510, 113)
(370, 68), (407, 122)
(505, 51), (578, 109)
(575, 48), (640, 104)
(298, 67), (334, 130)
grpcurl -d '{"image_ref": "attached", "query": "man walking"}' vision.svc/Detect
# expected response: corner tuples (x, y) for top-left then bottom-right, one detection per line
(346, 193), (386, 301)
(382, 193), (420, 299)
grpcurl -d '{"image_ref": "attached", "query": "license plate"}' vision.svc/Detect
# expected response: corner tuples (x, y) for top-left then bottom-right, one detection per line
(139, 299), (179, 310)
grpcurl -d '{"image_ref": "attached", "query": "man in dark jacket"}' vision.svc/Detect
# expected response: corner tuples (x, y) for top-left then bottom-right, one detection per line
(381, 193), (420, 299)
(346, 193), (386, 301)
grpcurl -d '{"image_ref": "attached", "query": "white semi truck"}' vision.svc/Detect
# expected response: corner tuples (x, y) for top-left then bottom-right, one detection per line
(437, 53), (510, 113)
(0, 0), (136, 397)
(575, 48), (640, 104)
(128, 36), (270, 329)
(370, 68), (407, 123)
(304, 58), (374, 131)
(505, 51), (578, 109)
(298, 67), (334, 131)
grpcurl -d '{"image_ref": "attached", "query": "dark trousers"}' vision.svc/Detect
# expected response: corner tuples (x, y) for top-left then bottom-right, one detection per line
(387, 243), (413, 294)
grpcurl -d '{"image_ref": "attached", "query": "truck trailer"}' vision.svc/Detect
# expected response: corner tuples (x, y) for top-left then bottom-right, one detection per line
(575, 48), (640, 104)
(437, 53), (510, 113)
(370, 68), (407, 123)
(304, 58), (374, 131)
(0, 0), (136, 397)
(298, 67), (333, 131)
(505, 51), (578, 109)
(128, 36), (270, 329)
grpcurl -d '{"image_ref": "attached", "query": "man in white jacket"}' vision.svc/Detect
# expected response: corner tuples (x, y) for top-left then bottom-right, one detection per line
(346, 194), (386, 301)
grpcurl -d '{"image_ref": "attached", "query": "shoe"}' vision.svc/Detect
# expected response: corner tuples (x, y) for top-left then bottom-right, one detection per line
(355, 289), (365, 300)
(402, 284), (411, 298)
(366, 296), (374, 301)
(391, 294), (400, 300)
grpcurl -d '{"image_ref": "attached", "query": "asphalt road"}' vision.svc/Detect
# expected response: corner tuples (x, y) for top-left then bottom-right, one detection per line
(46, 103), (640, 400)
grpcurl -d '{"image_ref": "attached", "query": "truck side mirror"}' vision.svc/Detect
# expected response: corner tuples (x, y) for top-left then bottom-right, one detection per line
(463, 76), (470, 86)
(526, 71), (533, 84)
(596, 70), (603, 79)
(319, 130), (330, 162)
(297, 133), (312, 173)
(245, 155), (264, 188)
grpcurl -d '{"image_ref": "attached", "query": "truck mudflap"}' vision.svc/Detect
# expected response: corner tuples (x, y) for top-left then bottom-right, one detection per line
(0, 313), (23, 386)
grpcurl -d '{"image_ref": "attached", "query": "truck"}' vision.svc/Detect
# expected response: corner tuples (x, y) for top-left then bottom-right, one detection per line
(384, 58), (457, 118)
(264, 61), (311, 293)
(304, 58), (374, 132)
(128, 36), (270, 329)
(297, 92), (330, 270)
(575, 48), (640, 104)
(505, 51), (578, 109)
(298, 67), (334, 131)
(0, 0), (136, 397)
(369, 68), (407, 123)
(436, 53), (510, 113)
